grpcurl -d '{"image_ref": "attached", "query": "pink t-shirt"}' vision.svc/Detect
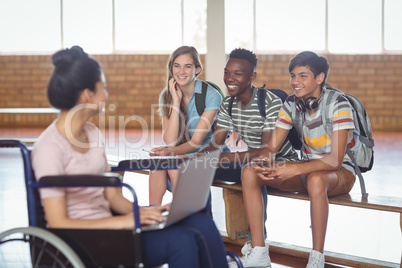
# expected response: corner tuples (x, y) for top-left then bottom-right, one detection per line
(32, 121), (112, 220)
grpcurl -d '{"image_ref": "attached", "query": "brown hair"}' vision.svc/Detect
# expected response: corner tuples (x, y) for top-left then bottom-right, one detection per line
(160, 46), (202, 145)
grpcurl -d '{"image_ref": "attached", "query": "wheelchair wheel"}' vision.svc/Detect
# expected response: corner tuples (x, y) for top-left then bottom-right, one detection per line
(0, 226), (85, 268)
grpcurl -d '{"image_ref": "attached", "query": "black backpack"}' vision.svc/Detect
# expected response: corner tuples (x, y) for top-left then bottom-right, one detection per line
(227, 86), (303, 151)
(194, 81), (225, 116)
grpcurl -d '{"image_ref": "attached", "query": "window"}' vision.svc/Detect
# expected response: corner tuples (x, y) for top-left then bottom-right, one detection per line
(384, 0), (402, 50)
(114, 0), (182, 52)
(225, 0), (400, 54)
(328, 0), (382, 54)
(0, 0), (401, 54)
(183, 0), (207, 52)
(225, 0), (254, 52)
(114, 0), (206, 53)
(255, 0), (325, 52)
(0, 0), (60, 53)
(63, 0), (113, 54)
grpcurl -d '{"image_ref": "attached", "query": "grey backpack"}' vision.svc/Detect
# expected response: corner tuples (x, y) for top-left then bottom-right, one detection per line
(325, 84), (374, 171)
(293, 84), (374, 198)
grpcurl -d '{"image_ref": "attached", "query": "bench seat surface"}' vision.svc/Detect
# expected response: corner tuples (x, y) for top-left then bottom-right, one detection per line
(212, 180), (402, 213)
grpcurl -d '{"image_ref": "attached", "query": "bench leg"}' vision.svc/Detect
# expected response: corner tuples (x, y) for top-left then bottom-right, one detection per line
(222, 188), (249, 241)
(400, 212), (401, 266)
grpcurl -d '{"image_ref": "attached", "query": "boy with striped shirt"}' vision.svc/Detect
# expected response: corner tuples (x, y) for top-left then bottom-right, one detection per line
(200, 48), (297, 174)
(237, 51), (356, 268)
(199, 48), (298, 246)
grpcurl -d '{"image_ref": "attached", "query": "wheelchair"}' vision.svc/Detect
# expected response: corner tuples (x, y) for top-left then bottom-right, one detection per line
(0, 139), (243, 268)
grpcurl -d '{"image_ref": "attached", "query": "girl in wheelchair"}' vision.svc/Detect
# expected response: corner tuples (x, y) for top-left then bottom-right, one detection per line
(31, 45), (229, 268)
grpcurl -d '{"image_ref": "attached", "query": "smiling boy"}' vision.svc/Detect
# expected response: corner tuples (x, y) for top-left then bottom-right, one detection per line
(199, 49), (297, 261)
(201, 48), (297, 170)
(237, 51), (356, 267)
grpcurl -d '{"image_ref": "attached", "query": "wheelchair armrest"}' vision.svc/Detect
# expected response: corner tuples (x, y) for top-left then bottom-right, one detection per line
(0, 139), (22, 148)
(38, 173), (123, 187)
(37, 173), (142, 229)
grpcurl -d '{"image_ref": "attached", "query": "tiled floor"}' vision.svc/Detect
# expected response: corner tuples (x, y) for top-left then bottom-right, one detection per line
(1, 129), (401, 267)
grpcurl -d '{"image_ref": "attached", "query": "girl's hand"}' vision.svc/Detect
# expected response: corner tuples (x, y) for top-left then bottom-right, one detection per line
(169, 78), (182, 105)
(150, 146), (173, 156)
(139, 206), (168, 226)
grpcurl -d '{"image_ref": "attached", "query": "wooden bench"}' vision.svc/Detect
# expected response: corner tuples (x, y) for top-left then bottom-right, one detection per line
(212, 180), (402, 268)
(107, 156), (401, 268)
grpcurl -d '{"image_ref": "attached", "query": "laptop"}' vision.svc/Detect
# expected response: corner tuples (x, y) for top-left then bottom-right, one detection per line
(118, 156), (189, 170)
(142, 150), (220, 231)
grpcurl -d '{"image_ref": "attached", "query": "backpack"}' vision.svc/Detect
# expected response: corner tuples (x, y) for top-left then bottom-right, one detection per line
(194, 81), (225, 116)
(227, 85), (303, 150)
(293, 84), (374, 198)
(325, 84), (375, 171)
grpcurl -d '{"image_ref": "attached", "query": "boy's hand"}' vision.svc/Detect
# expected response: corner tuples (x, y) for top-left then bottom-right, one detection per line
(256, 162), (300, 182)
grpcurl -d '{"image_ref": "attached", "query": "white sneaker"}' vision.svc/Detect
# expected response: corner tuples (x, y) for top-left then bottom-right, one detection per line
(228, 241), (252, 268)
(230, 243), (271, 268)
(241, 240), (269, 256)
(306, 250), (325, 268)
(241, 240), (252, 255)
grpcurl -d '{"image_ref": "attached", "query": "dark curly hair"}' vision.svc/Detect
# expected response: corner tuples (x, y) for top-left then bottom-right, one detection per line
(229, 48), (258, 72)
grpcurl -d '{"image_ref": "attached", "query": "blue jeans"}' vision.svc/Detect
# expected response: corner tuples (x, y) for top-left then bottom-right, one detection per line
(142, 212), (228, 268)
(213, 163), (268, 239)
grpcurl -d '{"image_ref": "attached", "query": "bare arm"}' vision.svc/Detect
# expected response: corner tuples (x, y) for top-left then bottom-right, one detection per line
(197, 126), (229, 154)
(42, 195), (135, 229)
(259, 126), (289, 157)
(161, 110), (181, 147)
(104, 187), (132, 215)
(258, 129), (349, 180)
(161, 79), (183, 146)
(296, 129), (349, 173)
(168, 109), (218, 155)
(155, 109), (220, 156)
(43, 192), (167, 229)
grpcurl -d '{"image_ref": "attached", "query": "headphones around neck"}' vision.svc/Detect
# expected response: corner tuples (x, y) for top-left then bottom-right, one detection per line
(295, 90), (324, 113)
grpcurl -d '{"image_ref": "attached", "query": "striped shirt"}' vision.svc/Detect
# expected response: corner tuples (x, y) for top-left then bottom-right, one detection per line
(277, 91), (355, 174)
(217, 87), (298, 161)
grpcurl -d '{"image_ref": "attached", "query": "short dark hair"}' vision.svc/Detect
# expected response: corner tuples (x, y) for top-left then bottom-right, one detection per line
(288, 51), (329, 88)
(47, 46), (102, 110)
(229, 48), (258, 71)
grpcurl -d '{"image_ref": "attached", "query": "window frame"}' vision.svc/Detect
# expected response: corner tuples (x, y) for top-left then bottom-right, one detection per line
(250, 0), (402, 55)
(0, 0), (401, 55)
